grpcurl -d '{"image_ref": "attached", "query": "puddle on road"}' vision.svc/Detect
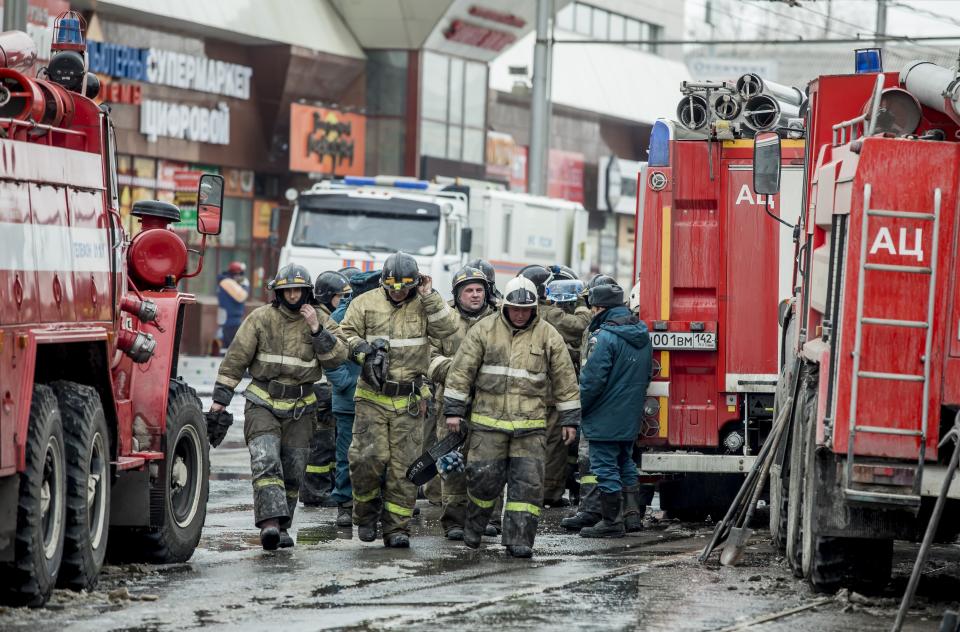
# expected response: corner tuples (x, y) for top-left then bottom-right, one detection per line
(296, 525), (341, 545)
(209, 472), (249, 481)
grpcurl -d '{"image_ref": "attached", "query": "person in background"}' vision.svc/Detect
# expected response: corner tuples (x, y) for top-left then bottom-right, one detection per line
(217, 261), (250, 351)
(326, 269), (380, 527)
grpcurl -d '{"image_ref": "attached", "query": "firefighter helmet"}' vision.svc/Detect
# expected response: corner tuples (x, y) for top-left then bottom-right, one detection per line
(549, 264), (578, 282)
(546, 279), (584, 304)
(314, 271), (352, 307)
(584, 273), (617, 306)
(502, 276), (538, 308)
(452, 266), (488, 313)
(517, 264), (551, 300)
(381, 252), (421, 291)
(468, 258), (500, 303)
(629, 281), (641, 313)
(269, 264), (312, 291)
(227, 261), (246, 275)
(338, 266), (361, 281)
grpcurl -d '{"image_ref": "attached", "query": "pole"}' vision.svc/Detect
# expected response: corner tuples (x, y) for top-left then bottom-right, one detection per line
(876, 0), (887, 42)
(2, 0), (28, 32)
(528, 0), (552, 196)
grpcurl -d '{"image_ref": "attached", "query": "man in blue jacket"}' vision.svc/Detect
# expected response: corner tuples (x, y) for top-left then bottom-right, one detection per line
(326, 270), (380, 527)
(577, 284), (652, 538)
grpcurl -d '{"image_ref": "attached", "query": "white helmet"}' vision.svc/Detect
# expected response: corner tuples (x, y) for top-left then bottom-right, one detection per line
(502, 276), (538, 308)
(629, 280), (641, 314)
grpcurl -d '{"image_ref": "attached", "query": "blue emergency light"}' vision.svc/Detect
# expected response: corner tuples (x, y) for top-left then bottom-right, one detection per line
(54, 16), (84, 46)
(343, 176), (430, 190)
(648, 120), (671, 167)
(854, 48), (883, 74)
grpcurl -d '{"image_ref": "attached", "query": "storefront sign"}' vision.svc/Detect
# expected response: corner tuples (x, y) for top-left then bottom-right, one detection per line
(88, 40), (253, 99)
(289, 104), (366, 176)
(468, 6), (525, 28)
(687, 57), (779, 82)
(485, 131), (516, 180)
(547, 149), (585, 204)
(444, 20), (515, 52)
(252, 199), (274, 239)
(140, 99), (230, 145)
(224, 168), (255, 198)
(97, 79), (142, 105)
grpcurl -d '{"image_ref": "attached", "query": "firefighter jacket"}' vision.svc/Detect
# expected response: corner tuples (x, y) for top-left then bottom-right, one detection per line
(340, 288), (459, 409)
(428, 301), (496, 398)
(442, 305), (581, 434)
(579, 305), (652, 442)
(540, 303), (591, 367)
(212, 303), (347, 417)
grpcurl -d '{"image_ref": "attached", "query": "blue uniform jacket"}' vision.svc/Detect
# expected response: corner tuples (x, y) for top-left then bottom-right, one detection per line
(579, 305), (652, 442)
(327, 298), (360, 415)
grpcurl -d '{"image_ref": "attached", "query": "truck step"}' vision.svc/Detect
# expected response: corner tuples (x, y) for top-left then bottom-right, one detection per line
(843, 487), (921, 508)
(864, 263), (932, 274)
(860, 317), (929, 329)
(853, 425), (923, 437)
(857, 370), (924, 382)
(866, 209), (936, 220)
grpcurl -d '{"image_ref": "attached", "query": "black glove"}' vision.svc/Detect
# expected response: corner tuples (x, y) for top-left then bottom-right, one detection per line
(205, 409), (234, 448)
(311, 327), (337, 355)
(362, 339), (390, 391)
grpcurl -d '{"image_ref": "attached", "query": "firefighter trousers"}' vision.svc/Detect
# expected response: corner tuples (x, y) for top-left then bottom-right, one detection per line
(543, 406), (570, 502)
(421, 401), (442, 504)
(300, 408), (336, 505)
(465, 429), (545, 549)
(243, 401), (312, 529)
(576, 435), (602, 516)
(435, 417), (503, 534)
(349, 397), (423, 537)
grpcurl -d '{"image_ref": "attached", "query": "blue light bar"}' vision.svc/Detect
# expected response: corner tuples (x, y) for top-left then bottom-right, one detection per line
(854, 48), (883, 74)
(55, 17), (84, 46)
(648, 120), (671, 167)
(342, 176), (430, 190)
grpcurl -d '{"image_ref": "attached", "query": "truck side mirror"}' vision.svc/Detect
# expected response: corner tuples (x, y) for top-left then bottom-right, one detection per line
(752, 132), (782, 196)
(196, 173), (224, 235)
(460, 226), (473, 254)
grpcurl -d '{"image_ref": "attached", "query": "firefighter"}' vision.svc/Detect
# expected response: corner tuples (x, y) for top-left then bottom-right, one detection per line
(576, 283), (652, 538)
(209, 264), (347, 550)
(327, 270), (381, 527)
(299, 271), (353, 508)
(340, 252), (459, 548)
(467, 258), (501, 306)
(519, 264), (591, 507)
(443, 276), (581, 558)
(428, 266), (501, 540)
(562, 273), (620, 531)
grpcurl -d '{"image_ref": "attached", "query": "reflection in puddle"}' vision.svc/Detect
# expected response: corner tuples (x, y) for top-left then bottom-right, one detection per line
(296, 525), (342, 545)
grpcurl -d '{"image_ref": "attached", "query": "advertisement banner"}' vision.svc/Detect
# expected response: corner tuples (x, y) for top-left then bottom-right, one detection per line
(252, 199), (274, 239)
(289, 104), (366, 176)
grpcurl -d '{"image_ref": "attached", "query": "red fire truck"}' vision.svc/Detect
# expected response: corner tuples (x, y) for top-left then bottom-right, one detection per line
(634, 88), (805, 518)
(0, 20), (215, 606)
(767, 57), (960, 591)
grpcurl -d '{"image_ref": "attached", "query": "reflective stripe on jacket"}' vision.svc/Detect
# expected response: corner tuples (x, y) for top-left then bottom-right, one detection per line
(442, 306), (581, 434)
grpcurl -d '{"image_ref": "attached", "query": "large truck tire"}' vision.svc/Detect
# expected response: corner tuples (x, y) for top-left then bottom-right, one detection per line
(51, 381), (110, 592)
(111, 379), (208, 563)
(786, 360), (817, 577)
(0, 385), (67, 607)
(770, 316), (798, 551)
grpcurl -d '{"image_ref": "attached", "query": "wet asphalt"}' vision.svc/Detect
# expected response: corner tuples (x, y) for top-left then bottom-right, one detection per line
(1, 392), (960, 631)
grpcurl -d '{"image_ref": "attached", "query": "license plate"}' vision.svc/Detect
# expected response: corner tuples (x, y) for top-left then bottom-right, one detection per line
(650, 331), (717, 350)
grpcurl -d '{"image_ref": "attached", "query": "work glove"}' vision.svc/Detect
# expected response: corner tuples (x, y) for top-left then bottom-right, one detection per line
(437, 449), (465, 478)
(354, 338), (390, 391)
(205, 409), (234, 448)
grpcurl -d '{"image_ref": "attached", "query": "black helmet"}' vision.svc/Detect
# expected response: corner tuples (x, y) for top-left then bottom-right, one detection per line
(549, 264), (578, 282)
(468, 258), (500, 304)
(381, 251), (421, 291)
(269, 264), (312, 291)
(517, 264), (551, 300)
(314, 271), (352, 308)
(452, 266), (488, 315)
(589, 283), (625, 308)
(338, 266), (361, 281)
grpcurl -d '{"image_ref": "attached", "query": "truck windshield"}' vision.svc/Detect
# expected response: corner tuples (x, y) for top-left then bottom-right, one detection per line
(292, 194), (441, 256)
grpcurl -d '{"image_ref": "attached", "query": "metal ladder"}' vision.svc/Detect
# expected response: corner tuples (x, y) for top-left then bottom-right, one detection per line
(844, 184), (942, 507)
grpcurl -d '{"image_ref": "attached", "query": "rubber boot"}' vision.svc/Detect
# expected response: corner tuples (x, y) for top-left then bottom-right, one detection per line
(463, 528), (482, 549)
(358, 523), (378, 542)
(580, 492), (625, 539)
(279, 529), (295, 548)
(384, 533), (410, 548)
(260, 519), (281, 550)
(483, 523), (500, 537)
(560, 511), (601, 531)
(336, 504), (353, 528)
(446, 527), (465, 541)
(507, 545), (533, 558)
(623, 484), (645, 533)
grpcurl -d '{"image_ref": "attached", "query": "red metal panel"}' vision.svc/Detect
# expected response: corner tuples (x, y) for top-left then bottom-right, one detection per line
(830, 139), (960, 460)
(67, 188), (112, 322)
(0, 183), (37, 325)
(722, 165), (780, 387)
(29, 183), (76, 323)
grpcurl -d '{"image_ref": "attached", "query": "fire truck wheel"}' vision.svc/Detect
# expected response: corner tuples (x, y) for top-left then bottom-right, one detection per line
(770, 317), (799, 552)
(786, 360), (816, 578)
(142, 379), (209, 563)
(0, 385), (67, 607)
(51, 381), (111, 592)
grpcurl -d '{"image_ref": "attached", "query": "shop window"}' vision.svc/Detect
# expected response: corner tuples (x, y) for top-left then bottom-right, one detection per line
(557, 4), (574, 31)
(625, 19), (641, 50)
(366, 51), (410, 175)
(609, 13), (625, 41)
(574, 3), (592, 35)
(420, 51), (487, 165)
(591, 7), (608, 39)
(563, 4), (662, 53)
